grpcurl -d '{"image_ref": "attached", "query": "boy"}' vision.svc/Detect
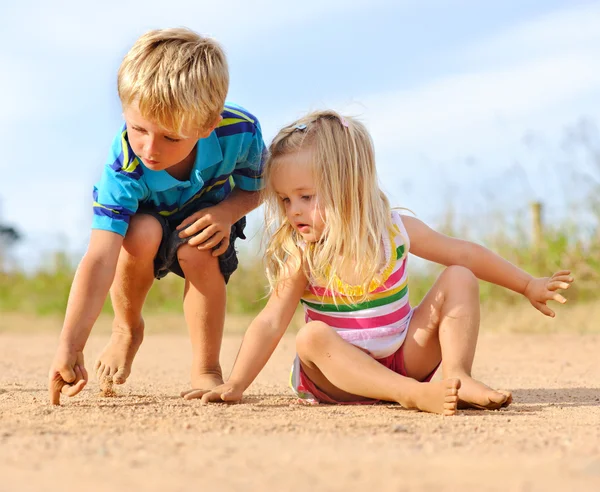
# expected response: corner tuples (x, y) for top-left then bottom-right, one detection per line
(48, 28), (265, 404)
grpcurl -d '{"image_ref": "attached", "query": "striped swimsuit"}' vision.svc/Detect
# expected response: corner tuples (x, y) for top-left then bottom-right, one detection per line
(290, 211), (412, 403)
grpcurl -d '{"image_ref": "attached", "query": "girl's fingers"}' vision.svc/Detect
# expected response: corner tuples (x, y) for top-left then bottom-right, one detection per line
(534, 301), (555, 318)
(182, 389), (208, 400)
(551, 275), (574, 284)
(549, 292), (567, 304)
(546, 281), (571, 291)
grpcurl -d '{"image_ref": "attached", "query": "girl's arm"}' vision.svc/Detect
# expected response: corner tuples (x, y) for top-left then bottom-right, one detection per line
(182, 261), (308, 402)
(402, 215), (573, 316)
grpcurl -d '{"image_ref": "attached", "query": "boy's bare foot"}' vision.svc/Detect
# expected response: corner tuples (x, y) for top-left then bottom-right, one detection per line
(454, 375), (512, 410)
(400, 378), (461, 416)
(94, 320), (144, 385)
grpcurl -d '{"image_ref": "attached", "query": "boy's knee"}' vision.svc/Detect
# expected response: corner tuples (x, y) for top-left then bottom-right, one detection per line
(177, 244), (214, 270)
(296, 321), (334, 357)
(441, 266), (479, 293)
(123, 215), (162, 257)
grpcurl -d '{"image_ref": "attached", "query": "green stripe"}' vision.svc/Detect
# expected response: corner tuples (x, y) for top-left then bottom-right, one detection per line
(301, 284), (408, 313)
(396, 244), (405, 258)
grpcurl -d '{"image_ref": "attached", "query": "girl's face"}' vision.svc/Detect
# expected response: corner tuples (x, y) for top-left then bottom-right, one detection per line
(270, 148), (326, 242)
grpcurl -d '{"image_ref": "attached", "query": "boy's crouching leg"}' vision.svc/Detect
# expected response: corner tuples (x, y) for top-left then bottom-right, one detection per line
(95, 214), (162, 388)
(178, 245), (226, 391)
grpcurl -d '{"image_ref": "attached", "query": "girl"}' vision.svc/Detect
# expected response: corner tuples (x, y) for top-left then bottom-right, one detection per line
(181, 110), (573, 415)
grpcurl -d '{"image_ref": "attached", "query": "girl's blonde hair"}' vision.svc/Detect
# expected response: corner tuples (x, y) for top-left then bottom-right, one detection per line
(118, 27), (229, 137)
(264, 110), (396, 302)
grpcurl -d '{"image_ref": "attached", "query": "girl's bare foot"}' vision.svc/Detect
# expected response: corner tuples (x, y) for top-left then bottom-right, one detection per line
(400, 378), (461, 416)
(453, 375), (512, 410)
(190, 371), (224, 391)
(94, 320), (144, 385)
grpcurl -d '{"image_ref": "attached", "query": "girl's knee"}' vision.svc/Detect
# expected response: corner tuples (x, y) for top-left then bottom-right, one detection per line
(123, 215), (162, 258)
(296, 321), (334, 356)
(441, 265), (479, 293)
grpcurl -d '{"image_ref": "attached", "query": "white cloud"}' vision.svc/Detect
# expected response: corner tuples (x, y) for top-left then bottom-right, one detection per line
(461, 2), (600, 66)
(2, 0), (394, 56)
(331, 2), (600, 160)
(356, 54), (600, 156)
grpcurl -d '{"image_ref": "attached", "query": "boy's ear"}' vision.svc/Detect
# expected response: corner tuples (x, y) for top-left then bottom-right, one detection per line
(198, 115), (223, 139)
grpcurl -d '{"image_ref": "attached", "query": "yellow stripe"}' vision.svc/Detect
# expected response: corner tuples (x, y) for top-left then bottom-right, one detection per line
(224, 107), (254, 123)
(121, 131), (129, 167)
(218, 117), (249, 127)
(157, 178), (230, 217)
(302, 276), (408, 305)
(93, 201), (120, 214)
(120, 130), (140, 174)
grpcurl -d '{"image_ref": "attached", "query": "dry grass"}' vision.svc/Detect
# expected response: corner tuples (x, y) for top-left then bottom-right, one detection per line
(0, 302), (597, 334)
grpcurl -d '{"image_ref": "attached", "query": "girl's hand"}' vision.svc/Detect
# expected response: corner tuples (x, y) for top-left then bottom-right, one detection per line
(180, 382), (244, 404)
(523, 270), (574, 317)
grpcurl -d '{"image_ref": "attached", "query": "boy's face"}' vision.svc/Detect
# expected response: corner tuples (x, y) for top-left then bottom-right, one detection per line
(271, 148), (326, 242)
(122, 103), (214, 172)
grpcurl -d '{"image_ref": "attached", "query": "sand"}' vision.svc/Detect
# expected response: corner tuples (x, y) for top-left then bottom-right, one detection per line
(1, 331), (599, 492)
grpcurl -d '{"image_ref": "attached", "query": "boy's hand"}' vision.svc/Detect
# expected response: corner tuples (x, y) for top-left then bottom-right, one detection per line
(180, 382), (244, 404)
(523, 270), (574, 317)
(176, 204), (233, 256)
(48, 348), (88, 405)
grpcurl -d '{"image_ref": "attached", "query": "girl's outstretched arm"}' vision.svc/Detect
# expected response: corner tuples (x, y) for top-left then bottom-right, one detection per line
(181, 261), (308, 402)
(402, 215), (574, 316)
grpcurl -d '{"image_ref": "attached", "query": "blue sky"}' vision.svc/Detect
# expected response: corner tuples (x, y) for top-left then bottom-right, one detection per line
(1, 0), (599, 268)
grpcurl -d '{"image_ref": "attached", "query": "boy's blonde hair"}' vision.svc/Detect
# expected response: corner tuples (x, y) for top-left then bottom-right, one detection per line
(264, 110), (399, 302)
(118, 27), (229, 137)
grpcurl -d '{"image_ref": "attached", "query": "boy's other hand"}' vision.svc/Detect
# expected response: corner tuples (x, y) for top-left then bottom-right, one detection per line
(180, 382), (243, 404)
(524, 270), (574, 317)
(48, 348), (88, 405)
(176, 204), (233, 256)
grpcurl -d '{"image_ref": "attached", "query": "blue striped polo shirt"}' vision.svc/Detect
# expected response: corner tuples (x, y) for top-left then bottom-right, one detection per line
(92, 102), (265, 236)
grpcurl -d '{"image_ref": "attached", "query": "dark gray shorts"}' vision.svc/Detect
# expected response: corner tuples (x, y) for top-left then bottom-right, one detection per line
(138, 204), (246, 284)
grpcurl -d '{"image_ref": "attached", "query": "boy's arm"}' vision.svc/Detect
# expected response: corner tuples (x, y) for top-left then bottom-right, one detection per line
(179, 109), (266, 255)
(177, 188), (262, 255)
(49, 230), (123, 404)
(402, 215), (573, 315)
(182, 263), (307, 402)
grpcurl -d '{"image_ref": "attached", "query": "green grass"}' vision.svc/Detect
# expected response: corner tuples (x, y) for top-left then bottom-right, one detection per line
(1, 206), (598, 316)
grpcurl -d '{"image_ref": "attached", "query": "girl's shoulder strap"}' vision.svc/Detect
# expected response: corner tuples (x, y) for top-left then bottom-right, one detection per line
(391, 209), (410, 252)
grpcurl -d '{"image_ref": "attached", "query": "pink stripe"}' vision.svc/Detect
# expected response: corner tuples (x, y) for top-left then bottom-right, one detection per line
(305, 302), (411, 329)
(339, 324), (408, 342)
(308, 260), (406, 298)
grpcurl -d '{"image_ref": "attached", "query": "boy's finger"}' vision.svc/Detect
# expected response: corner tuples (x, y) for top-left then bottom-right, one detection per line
(179, 217), (209, 237)
(79, 364), (89, 385)
(197, 232), (225, 251)
(550, 293), (567, 304)
(49, 378), (63, 405)
(212, 238), (230, 257)
(61, 379), (86, 397)
(59, 366), (77, 384)
(553, 270), (571, 277)
(188, 225), (219, 247)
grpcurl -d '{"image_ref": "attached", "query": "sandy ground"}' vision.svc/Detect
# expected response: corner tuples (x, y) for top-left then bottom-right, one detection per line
(1, 330), (599, 492)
